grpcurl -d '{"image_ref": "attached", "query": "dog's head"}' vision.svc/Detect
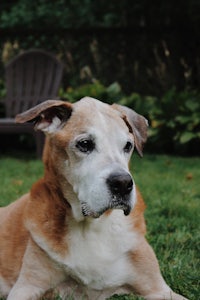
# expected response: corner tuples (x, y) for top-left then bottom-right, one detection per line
(16, 97), (148, 221)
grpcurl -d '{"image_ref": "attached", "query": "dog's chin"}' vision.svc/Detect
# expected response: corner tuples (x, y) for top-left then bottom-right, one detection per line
(81, 201), (132, 219)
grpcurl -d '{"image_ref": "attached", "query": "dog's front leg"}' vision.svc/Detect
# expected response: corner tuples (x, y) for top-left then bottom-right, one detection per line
(129, 237), (188, 300)
(7, 239), (65, 300)
(7, 285), (44, 300)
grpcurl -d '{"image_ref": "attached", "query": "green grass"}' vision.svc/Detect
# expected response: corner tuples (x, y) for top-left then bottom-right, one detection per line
(0, 153), (199, 300)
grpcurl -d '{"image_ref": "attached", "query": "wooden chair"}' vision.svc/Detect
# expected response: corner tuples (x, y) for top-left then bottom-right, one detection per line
(0, 49), (64, 157)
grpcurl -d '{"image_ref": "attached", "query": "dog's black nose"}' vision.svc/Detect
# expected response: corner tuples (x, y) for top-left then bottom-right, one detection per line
(107, 172), (133, 196)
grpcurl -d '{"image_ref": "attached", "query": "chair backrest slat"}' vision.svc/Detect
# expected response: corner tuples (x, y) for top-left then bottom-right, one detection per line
(5, 49), (64, 117)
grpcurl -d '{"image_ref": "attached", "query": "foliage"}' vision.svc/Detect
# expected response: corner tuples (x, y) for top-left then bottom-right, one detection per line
(60, 82), (200, 155)
(1, 1), (200, 96)
(1, 0), (200, 30)
(0, 75), (199, 155)
(0, 0), (143, 29)
(0, 154), (199, 300)
(60, 81), (122, 104)
(114, 87), (200, 155)
(143, 88), (200, 154)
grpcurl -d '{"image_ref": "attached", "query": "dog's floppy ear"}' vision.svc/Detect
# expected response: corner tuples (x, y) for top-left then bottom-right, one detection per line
(15, 100), (73, 134)
(112, 104), (148, 157)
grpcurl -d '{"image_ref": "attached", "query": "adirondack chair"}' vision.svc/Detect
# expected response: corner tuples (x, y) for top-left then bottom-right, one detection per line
(0, 49), (64, 157)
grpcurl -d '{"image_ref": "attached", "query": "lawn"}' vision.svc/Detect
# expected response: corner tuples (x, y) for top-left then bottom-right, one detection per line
(0, 153), (199, 300)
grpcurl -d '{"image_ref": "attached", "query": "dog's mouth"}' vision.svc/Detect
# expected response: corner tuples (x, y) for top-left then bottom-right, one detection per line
(81, 197), (132, 218)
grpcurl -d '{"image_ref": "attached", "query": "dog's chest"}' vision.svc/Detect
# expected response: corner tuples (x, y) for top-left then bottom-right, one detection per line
(64, 211), (137, 289)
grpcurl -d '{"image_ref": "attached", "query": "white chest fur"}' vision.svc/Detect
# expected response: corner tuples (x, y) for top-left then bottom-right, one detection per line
(65, 211), (138, 289)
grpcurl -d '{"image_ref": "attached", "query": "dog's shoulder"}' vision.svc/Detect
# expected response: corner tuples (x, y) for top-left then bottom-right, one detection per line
(24, 178), (69, 256)
(0, 193), (29, 226)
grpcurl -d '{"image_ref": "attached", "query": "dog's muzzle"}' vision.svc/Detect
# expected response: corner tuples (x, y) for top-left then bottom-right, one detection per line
(81, 171), (134, 218)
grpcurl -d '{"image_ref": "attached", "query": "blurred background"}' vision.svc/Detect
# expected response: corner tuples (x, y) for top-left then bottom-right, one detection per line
(0, 4), (199, 300)
(0, 0), (200, 156)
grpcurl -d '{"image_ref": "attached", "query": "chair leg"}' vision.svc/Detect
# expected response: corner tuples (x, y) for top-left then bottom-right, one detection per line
(35, 132), (45, 159)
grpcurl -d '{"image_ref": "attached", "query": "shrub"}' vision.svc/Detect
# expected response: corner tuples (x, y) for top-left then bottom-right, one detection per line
(59, 80), (123, 104)
(146, 88), (200, 155)
(1, 76), (199, 155)
(61, 83), (200, 155)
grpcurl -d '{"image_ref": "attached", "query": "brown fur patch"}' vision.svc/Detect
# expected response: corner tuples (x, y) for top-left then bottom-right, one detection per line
(0, 196), (29, 285)
(129, 187), (146, 234)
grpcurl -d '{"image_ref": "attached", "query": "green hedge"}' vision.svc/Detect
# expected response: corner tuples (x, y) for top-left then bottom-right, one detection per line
(1, 80), (199, 155)
(60, 82), (200, 155)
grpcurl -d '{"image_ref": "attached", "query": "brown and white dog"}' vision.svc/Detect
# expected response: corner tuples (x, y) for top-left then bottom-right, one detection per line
(0, 97), (187, 300)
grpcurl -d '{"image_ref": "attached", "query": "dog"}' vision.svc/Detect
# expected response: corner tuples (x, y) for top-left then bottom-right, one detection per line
(0, 97), (188, 300)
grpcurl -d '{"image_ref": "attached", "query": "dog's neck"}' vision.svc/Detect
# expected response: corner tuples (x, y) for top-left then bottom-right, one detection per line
(42, 156), (85, 223)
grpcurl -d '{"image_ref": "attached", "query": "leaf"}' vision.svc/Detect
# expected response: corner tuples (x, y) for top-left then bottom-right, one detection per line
(167, 120), (176, 128)
(106, 82), (121, 95)
(179, 132), (196, 144)
(151, 120), (163, 128)
(175, 116), (191, 124)
(186, 173), (193, 180)
(185, 100), (199, 112)
(12, 179), (23, 186)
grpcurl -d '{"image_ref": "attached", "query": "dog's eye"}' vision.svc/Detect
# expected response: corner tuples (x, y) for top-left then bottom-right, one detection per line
(76, 139), (95, 153)
(124, 141), (133, 153)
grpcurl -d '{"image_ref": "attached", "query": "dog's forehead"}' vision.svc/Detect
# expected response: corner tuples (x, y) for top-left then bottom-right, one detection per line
(58, 97), (131, 146)
(72, 97), (124, 128)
